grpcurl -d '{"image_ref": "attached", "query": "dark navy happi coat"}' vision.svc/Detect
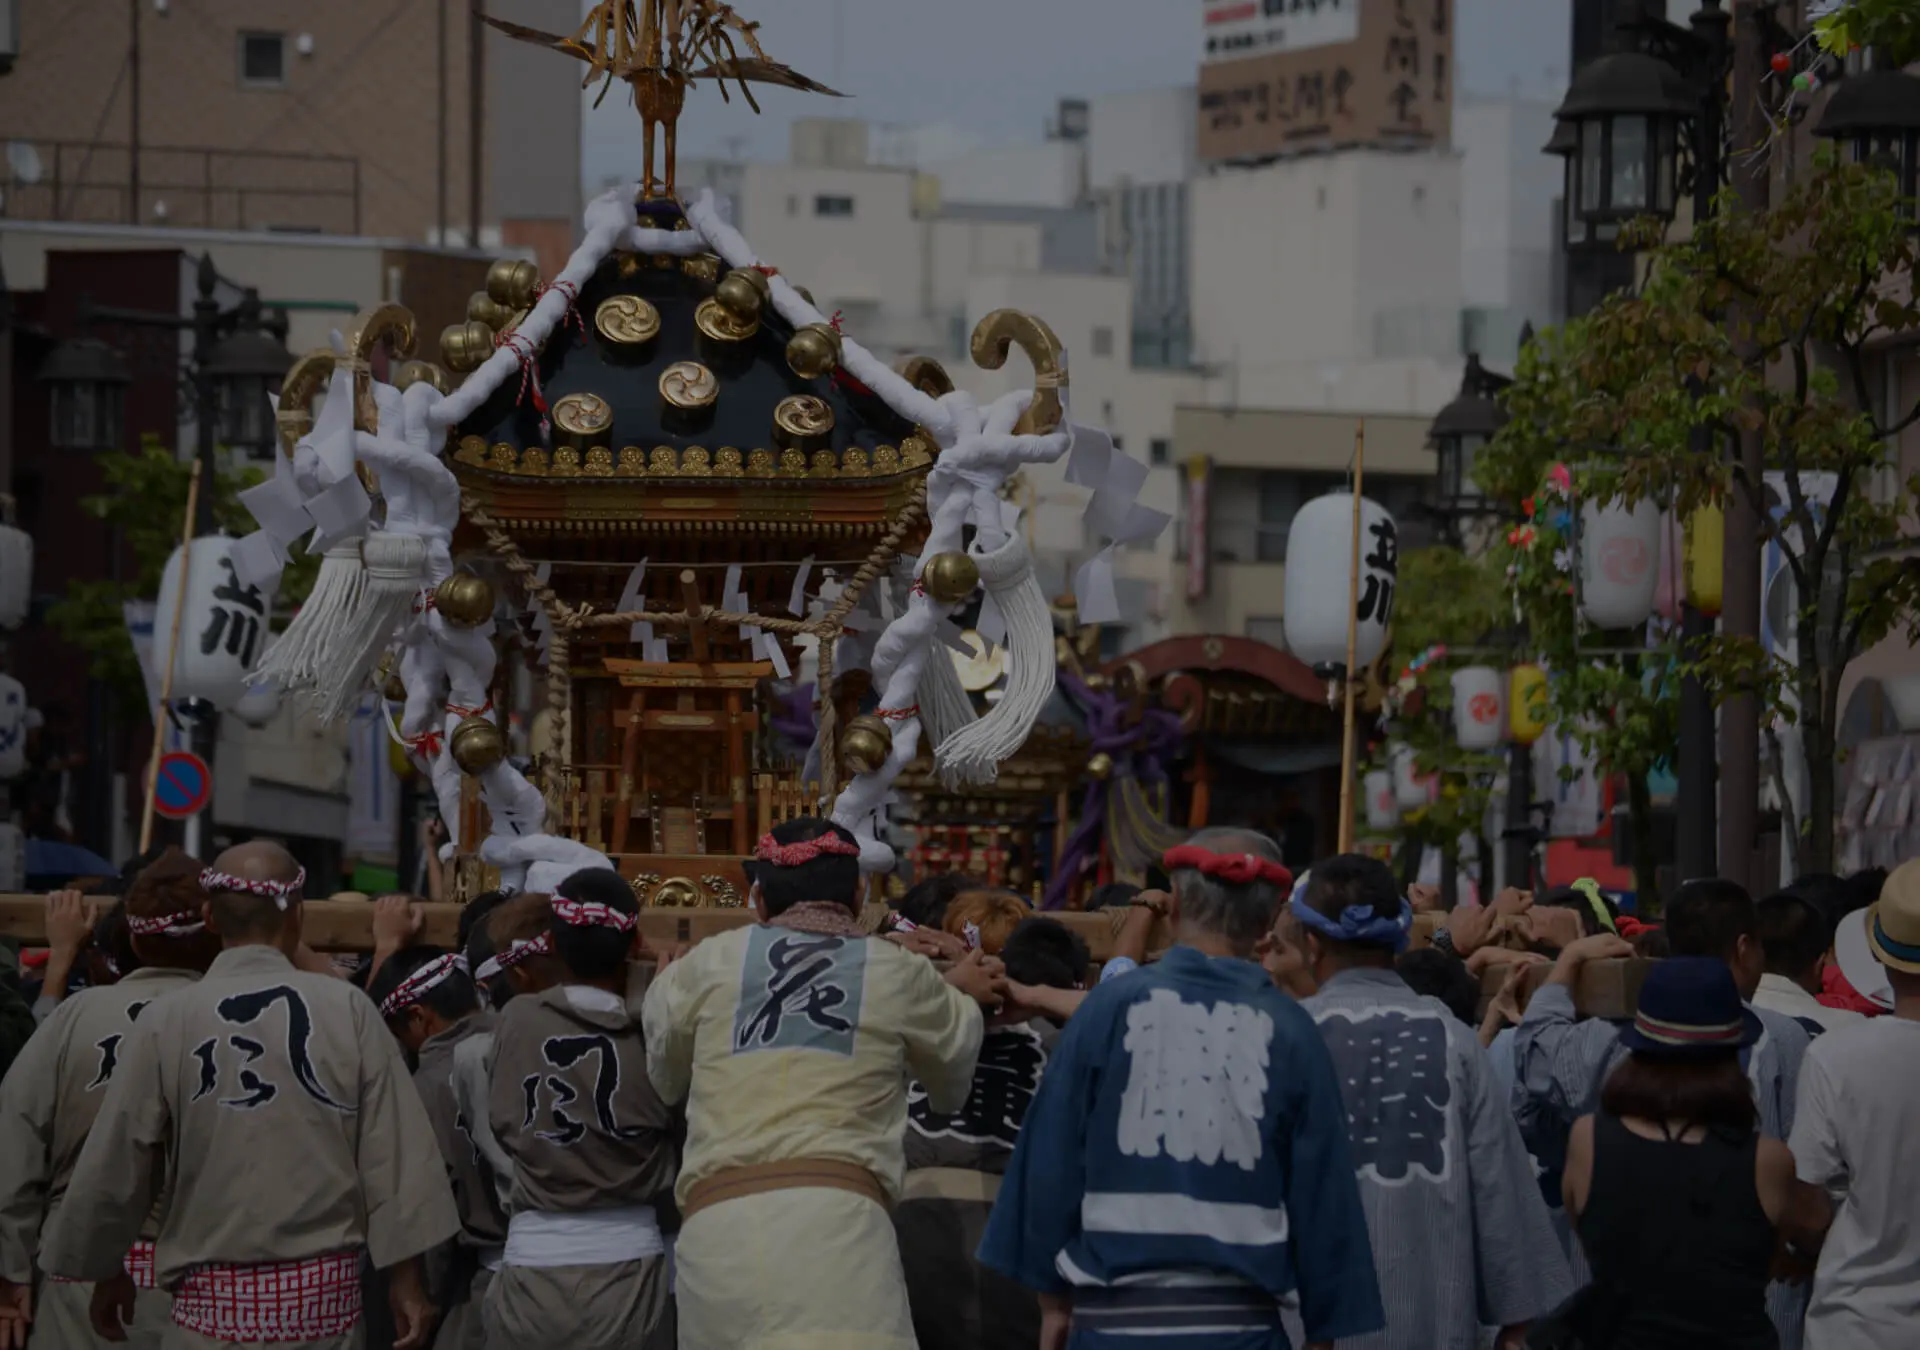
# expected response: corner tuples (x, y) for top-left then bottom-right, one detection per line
(978, 946), (1385, 1348)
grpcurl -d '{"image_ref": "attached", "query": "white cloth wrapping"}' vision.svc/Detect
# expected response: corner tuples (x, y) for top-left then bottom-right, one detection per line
(503, 1207), (665, 1269)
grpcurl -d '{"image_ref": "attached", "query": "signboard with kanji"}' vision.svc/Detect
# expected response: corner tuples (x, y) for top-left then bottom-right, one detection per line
(1197, 0), (1453, 162)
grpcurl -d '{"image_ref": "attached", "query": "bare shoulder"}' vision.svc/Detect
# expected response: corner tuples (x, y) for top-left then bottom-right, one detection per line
(1756, 1134), (1796, 1178)
(1568, 1113), (1596, 1153)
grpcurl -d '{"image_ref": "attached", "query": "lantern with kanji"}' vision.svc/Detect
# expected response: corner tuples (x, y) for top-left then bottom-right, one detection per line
(1453, 665), (1505, 750)
(1283, 493), (1398, 670)
(153, 536), (276, 711)
(1390, 742), (1432, 809)
(1579, 499), (1660, 629)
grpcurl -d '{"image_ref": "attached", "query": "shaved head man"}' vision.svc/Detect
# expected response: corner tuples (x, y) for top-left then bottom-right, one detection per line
(41, 843), (459, 1349)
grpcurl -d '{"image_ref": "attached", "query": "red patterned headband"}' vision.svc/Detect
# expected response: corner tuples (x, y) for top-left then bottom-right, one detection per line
(550, 896), (638, 932)
(127, 911), (207, 938)
(378, 953), (469, 1018)
(198, 867), (307, 911)
(754, 832), (860, 867)
(474, 933), (551, 982)
(1162, 845), (1293, 890)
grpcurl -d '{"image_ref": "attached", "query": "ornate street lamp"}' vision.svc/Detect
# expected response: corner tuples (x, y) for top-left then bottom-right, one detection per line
(203, 292), (293, 457)
(37, 337), (131, 451)
(1552, 47), (1692, 248)
(1814, 62), (1920, 205)
(1427, 354), (1510, 529)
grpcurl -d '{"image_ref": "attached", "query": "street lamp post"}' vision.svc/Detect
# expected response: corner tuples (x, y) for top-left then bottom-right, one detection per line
(37, 254), (291, 852)
(1427, 355), (1543, 891)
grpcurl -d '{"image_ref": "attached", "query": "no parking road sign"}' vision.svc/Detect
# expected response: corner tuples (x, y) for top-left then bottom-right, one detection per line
(153, 751), (212, 820)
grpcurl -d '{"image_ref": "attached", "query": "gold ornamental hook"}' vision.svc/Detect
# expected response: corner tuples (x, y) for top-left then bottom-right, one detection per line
(969, 309), (1066, 434)
(341, 303), (420, 432)
(276, 349), (338, 458)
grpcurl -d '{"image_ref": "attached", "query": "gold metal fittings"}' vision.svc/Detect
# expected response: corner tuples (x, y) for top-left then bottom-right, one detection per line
(785, 322), (842, 380)
(659, 361), (718, 410)
(970, 309), (1067, 434)
(694, 297), (758, 343)
(594, 294), (661, 346)
(553, 391), (616, 439)
(773, 394), (834, 441)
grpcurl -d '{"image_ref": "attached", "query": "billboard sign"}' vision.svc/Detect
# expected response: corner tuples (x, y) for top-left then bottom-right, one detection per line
(1202, 0), (1361, 66)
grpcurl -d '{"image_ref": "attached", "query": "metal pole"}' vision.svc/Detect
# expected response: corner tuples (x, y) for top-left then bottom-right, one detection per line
(436, 0), (448, 245)
(1678, 0), (1729, 882)
(1718, 0), (1769, 892)
(128, 0), (140, 225)
(191, 255), (220, 535)
(1336, 421), (1365, 855)
(469, 3), (484, 248)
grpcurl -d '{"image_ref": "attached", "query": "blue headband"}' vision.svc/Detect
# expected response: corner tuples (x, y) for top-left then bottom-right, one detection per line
(1293, 895), (1415, 953)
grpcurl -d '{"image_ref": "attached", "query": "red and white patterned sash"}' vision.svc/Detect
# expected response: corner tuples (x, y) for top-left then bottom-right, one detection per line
(50, 1240), (158, 1289)
(171, 1250), (362, 1343)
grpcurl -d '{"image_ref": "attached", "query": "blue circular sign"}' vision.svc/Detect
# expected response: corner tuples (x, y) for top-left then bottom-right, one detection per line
(154, 751), (212, 820)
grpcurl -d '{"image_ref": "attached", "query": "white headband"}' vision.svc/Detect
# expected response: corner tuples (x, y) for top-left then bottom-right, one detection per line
(199, 867), (306, 911)
(377, 953), (468, 1017)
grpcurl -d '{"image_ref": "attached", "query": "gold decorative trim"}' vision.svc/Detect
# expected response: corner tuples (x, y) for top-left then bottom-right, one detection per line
(451, 441), (928, 484)
(594, 294), (662, 346)
(694, 297), (758, 342)
(681, 446), (712, 477)
(618, 445), (647, 473)
(715, 447), (743, 477)
(649, 445), (679, 473)
(553, 391), (615, 442)
(773, 394), (834, 445)
(681, 254), (722, 284)
(585, 446), (616, 476)
(659, 361), (718, 410)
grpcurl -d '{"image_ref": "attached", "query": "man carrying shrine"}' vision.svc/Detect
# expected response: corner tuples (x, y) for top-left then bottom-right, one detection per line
(641, 818), (1006, 1350)
(978, 828), (1384, 1350)
(37, 840), (458, 1350)
(1293, 854), (1572, 1350)
(0, 849), (219, 1349)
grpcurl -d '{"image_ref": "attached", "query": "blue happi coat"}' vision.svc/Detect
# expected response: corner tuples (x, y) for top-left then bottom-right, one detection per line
(978, 946), (1385, 1349)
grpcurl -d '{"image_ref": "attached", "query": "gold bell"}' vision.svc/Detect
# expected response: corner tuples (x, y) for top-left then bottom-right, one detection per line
(450, 716), (507, 776)
(468, 290), (513, 330)
(486, 258), (541, 311)
(714, 268), (768, 323)
(921, 551), (980, 606)
(786, 323), (842, 380)
(839, 713), (894, 777)
(1086, 752), (1114, 781)
(434, 571), (496, 627)
(440, 321), (495, 373)
(392, 359), (452, 395)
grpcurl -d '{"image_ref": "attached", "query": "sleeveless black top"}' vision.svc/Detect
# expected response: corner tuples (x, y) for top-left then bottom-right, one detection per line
(1576, 1113), (1778, 1349)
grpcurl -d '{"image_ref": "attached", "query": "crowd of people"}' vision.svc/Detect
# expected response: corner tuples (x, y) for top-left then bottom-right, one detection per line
(0, 819), (1914, 1350)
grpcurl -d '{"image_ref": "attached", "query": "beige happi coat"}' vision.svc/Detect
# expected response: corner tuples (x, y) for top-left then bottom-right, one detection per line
(642, 925), (983, 1350)
(0, 966), (200, 1348)
(414, 1014), (509, 1350)
(37, 945), (458, 1347)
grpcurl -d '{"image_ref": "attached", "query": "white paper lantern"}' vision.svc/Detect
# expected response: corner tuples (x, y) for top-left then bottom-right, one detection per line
(231, 675), (284, 729)
(0, 523), (31, 631)
(1283, 492), (1398, 670)
(1452, 665), (1505, 750)
(1364, 770), (1399, 831)
(153, 536), (279, 711)
(1389, 742), (1432, 808)
(0, 676), (25, 780)
(1579, 499), (1661, 629)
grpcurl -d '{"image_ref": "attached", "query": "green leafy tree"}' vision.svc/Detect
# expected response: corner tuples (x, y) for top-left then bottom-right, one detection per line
(1480, 152), (1920, 877)
(46, 438), (316, 720)
(1813, 0), (1920, 66)
(1372, 544), (1509, 894)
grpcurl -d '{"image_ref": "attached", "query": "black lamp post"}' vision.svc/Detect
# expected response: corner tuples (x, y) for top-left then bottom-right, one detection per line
(1814, 61), (1920, 204)
(1428, 353), (1510, 541)
(40, 254), (291, 533)
(36, 337), (131, 451)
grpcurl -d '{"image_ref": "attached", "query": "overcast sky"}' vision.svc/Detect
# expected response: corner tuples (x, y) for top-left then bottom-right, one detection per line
(580, 0), (1572, 185)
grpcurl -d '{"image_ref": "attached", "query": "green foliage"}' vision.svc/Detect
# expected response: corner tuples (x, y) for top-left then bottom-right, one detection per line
(1481, 150), (1920, 876)
(45, 438), (316, 720)
(1371, 545), (1510, 866)
(1814, 0), (1920, 68)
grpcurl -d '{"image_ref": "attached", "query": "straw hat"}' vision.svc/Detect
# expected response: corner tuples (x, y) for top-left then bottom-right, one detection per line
(1867, 859), (1920, 976)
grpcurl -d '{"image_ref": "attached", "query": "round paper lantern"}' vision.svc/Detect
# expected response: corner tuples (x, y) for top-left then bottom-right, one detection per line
(0, 676), (26, 780)
(0, 523), (31, 630)
(153, 536), (278, 711)
(1578, 499), (1661, 629)
(1684, 505), (1724, 617)
(1509, 665), (1549, 745)
(1452, 665), (1505, 750)
(1364, 770), (1399, 831)
(1389, 742), (1432, 809)
(1283, 493), (1399, 671)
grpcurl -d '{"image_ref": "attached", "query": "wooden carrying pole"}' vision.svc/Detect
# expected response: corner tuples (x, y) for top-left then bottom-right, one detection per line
(1336, 422), (1365, 854)
(138, 461), (203, 854)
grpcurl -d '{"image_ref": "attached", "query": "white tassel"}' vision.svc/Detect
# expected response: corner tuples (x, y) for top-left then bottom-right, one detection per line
(933, 533), (1053, 788)
(310, 531), (428, 724)
(918, 637), (978, 748)
(259, 544), (364, 691)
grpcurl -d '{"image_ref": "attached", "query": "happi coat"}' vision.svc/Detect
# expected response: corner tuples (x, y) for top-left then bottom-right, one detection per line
(0, 966), (199, 1349)
(896, 1016), (1061, 1350)
(642, 920), (984, 1350)
(1299, 968), (1573, 1350)
(1514, 979), (1813, 1350)
(485, 984), (676, 1350)
(413, 1012), (509, 1350)
(978, 945), (1386, 1349)
(37, 944), (459, 1350)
